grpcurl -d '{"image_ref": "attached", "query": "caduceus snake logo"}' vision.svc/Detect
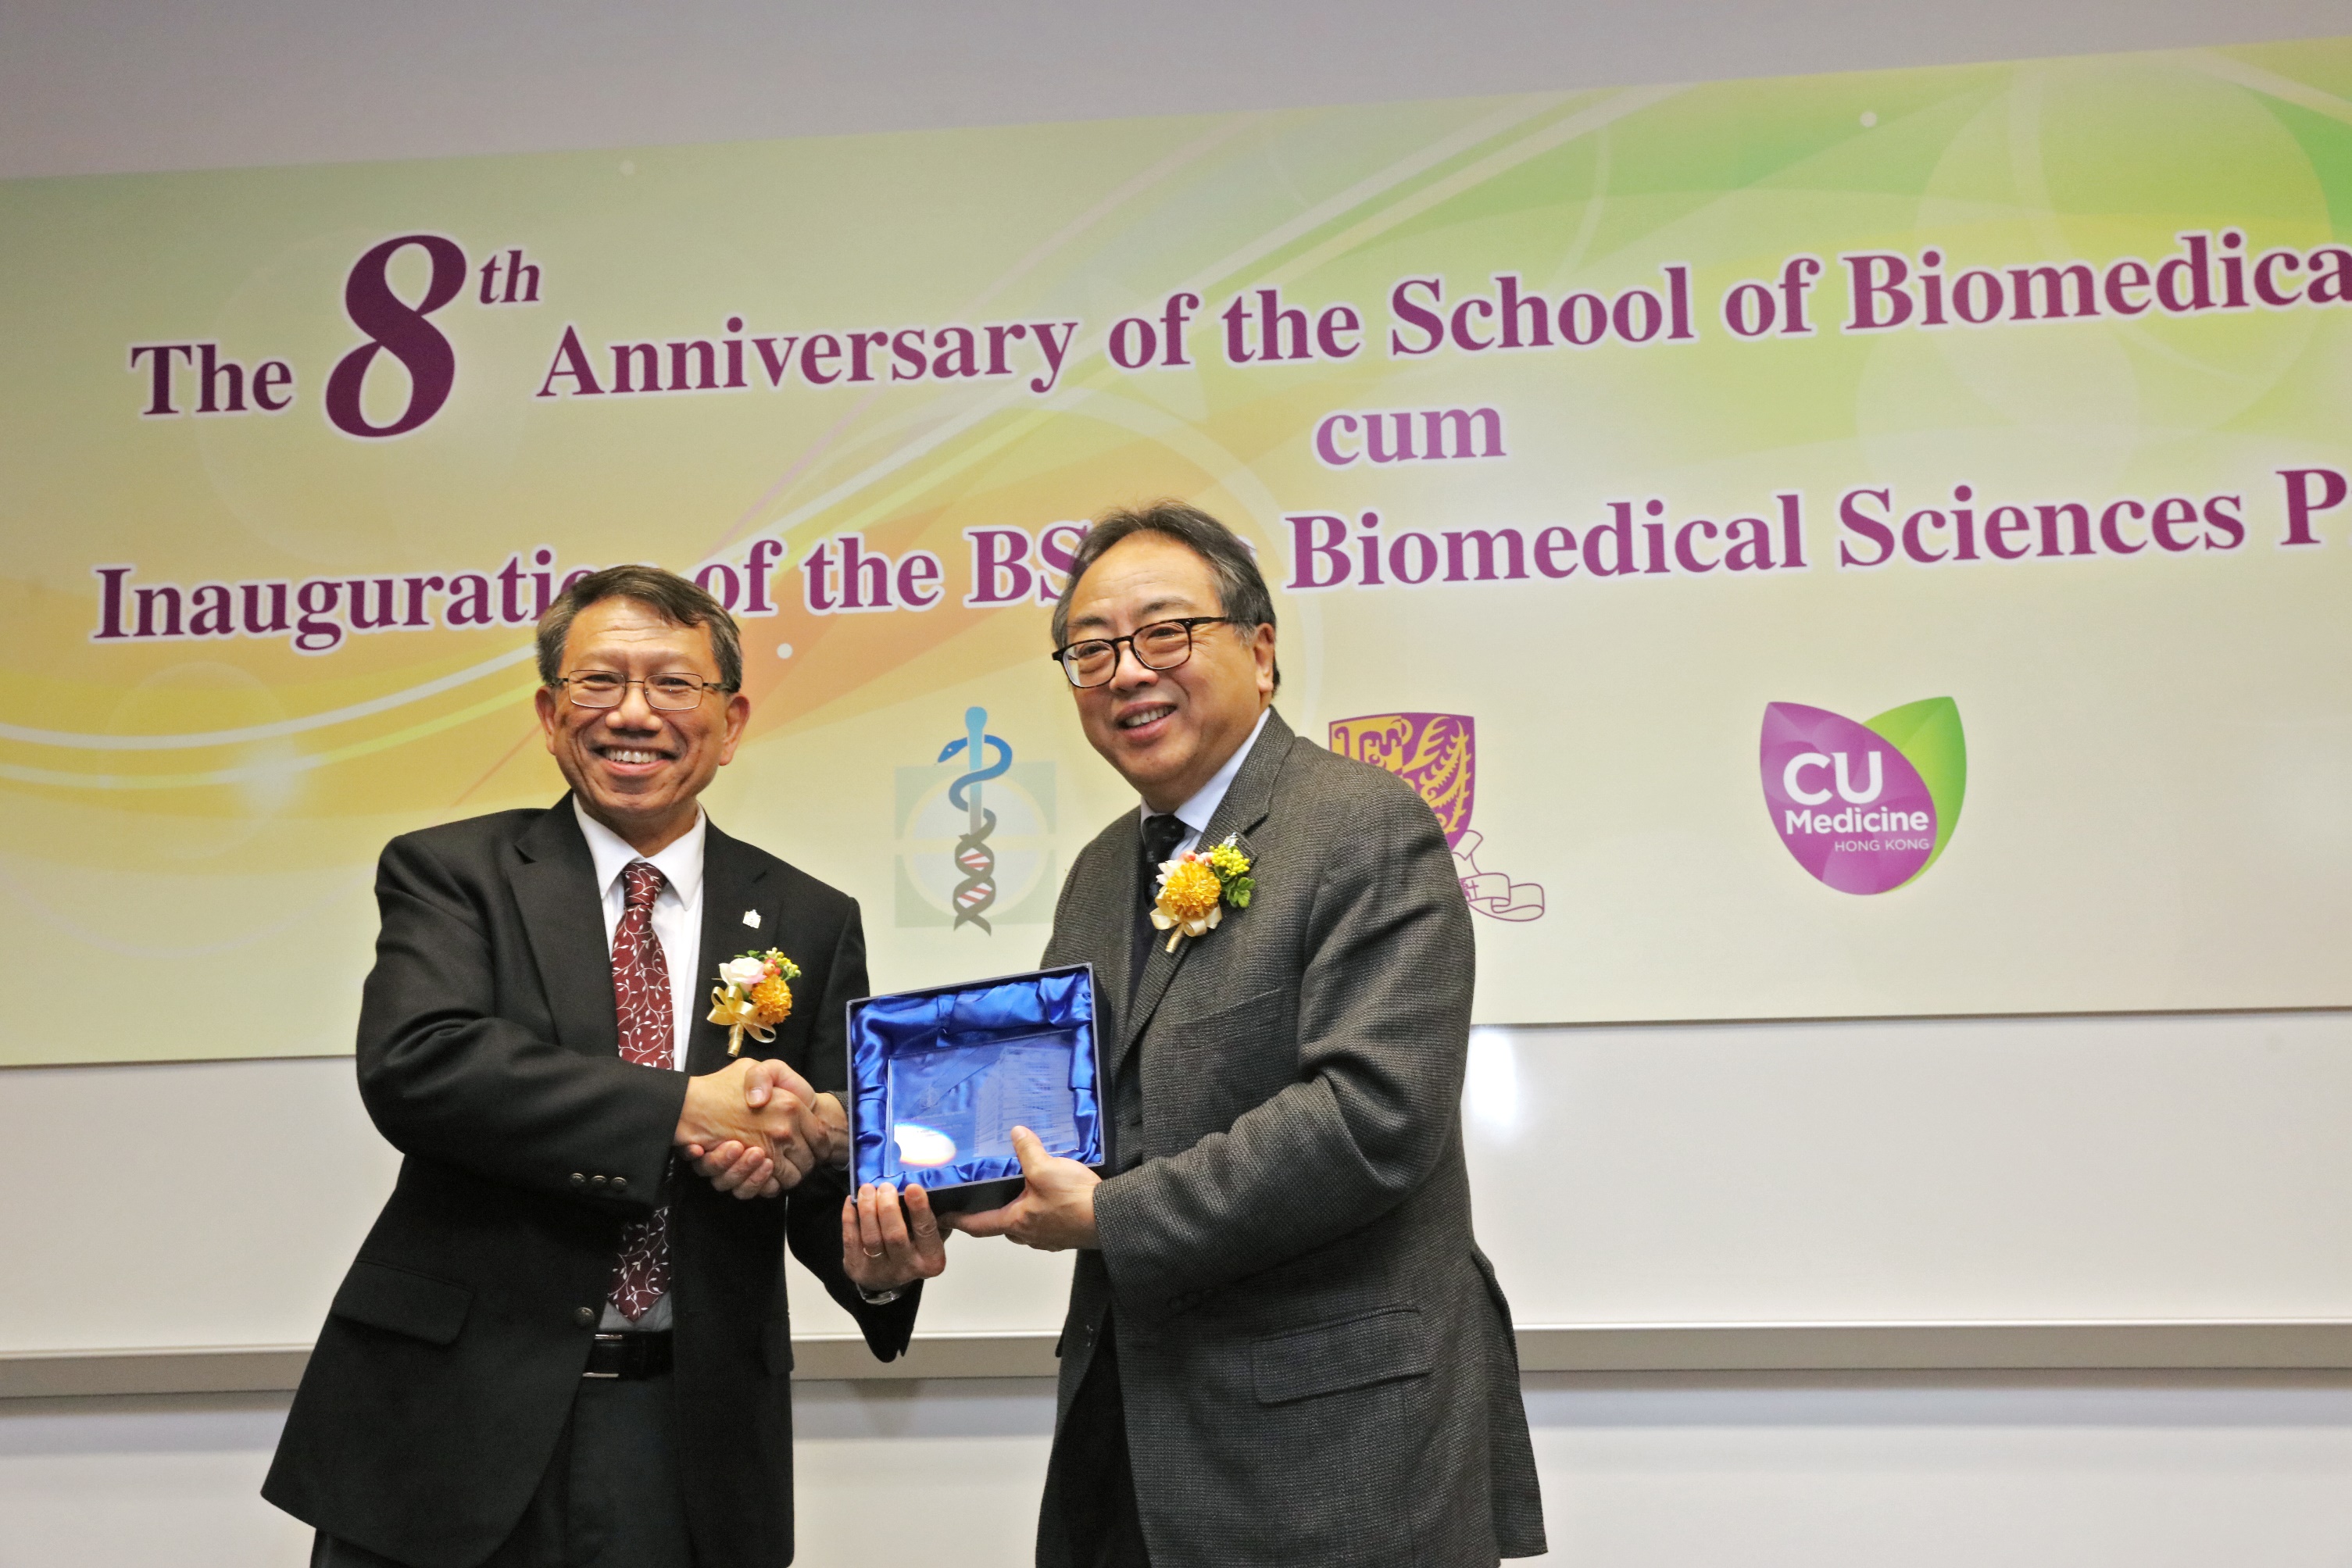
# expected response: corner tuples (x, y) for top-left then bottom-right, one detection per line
(935, 706), (1013, 932)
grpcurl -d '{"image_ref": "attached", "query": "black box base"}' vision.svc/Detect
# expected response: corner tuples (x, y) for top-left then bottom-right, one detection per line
(912, 1174), (1025, 1216)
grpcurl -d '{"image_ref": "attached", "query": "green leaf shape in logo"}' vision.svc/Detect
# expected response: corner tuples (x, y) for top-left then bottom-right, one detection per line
(1861, 697), (1966, 883)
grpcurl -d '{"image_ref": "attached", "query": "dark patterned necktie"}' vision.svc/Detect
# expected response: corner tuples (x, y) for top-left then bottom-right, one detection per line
(1141, 813), (1188, 880)
(609, 859), (674, 1321)
(1130, 814), (1189, 1007)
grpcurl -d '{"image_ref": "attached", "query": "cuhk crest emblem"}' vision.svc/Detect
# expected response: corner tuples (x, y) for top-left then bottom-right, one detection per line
(1328, 713), (1542, 921)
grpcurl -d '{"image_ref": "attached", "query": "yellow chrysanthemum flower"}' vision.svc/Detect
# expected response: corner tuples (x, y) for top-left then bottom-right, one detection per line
(1156, 856), (1224, 926)
(749, 975), (794, 1026)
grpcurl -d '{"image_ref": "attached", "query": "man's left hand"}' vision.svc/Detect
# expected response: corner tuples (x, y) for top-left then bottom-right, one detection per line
(945, 1126), (1099, 1251)
(843, 1180), (949, 1292)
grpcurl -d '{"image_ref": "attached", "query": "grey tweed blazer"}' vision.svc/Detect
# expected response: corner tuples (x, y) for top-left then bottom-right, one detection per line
(1042, 708), (1546, 1566)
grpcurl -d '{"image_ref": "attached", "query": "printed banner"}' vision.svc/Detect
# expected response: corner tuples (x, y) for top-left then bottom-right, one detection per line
(6, 38), (2352, 1064)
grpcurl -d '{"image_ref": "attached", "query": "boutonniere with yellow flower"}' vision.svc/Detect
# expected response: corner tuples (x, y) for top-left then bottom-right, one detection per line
(708, 948), (800, 1056)
(1151, 834), (1256, 952)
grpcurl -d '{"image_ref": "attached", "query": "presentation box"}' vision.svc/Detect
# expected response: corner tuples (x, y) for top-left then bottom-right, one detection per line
(845, 963), (1103, 1215)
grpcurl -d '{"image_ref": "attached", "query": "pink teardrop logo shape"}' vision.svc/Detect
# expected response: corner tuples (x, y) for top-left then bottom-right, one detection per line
(1760, 703), (1938, 895)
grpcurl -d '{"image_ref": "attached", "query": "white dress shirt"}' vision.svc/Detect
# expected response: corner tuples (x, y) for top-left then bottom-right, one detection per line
(574, 798), (706, 1071)
(1145, 708), (1272, 857)
(573, 799), (705, 1334)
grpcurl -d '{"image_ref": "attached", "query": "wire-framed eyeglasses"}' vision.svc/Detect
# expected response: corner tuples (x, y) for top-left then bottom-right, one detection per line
(1049, 617), (1233, 689)
(552, 672), (736, 710)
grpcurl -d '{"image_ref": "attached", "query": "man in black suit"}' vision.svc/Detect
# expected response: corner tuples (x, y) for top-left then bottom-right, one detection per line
(956, 504), (1545, 1566)
(265, 565), (946, 1568)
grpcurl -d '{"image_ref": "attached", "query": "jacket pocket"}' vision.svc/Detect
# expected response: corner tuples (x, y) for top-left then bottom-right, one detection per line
(328, 1259), (472, 1346)
(1252, 1307), (1431, 1405)
(1159, 984), (1292, 1039)
(1150, 986), (1300, 1119)
(762, 1318), (795, 1375)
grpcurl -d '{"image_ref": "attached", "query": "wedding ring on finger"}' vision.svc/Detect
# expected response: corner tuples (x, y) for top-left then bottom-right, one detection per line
(863, 1246), (885, 1258)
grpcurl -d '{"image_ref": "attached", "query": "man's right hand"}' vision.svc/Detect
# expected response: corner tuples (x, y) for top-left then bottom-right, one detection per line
(675, 1056), (823, 1195)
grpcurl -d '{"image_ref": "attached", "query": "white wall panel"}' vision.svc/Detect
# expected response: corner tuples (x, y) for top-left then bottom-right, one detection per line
(12, 1376), (2352, 1568)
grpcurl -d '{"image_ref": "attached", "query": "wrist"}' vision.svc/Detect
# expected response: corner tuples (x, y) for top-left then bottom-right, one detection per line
(671, 1083), (698, 1147)
(673, 1076), (717, 1148)
(812, 1091), (853, 1167)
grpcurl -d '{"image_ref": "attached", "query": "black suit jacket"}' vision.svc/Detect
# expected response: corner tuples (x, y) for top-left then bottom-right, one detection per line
(264, 798), (917, 1568)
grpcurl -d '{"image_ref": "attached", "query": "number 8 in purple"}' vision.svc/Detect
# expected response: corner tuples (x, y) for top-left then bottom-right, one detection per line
(325, 234), (466, 439)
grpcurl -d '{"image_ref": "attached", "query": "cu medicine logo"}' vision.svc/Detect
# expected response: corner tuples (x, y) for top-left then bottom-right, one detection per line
(1758, 698), (1967, 895)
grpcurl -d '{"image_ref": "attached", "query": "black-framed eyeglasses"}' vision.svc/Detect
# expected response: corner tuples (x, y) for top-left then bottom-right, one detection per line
(1049, 617), (1233, 689)
(552, 672), (738, 711)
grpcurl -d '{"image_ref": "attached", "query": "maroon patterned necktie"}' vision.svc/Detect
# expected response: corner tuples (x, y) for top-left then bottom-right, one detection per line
(609, 859), (674, 1321)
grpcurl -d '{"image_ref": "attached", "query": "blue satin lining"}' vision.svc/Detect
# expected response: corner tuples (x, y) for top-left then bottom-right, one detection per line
(849, 965), (1100, 1191)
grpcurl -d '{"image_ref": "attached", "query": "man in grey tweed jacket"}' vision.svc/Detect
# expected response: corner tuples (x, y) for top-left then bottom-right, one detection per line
(955, 502), (1545, 1566)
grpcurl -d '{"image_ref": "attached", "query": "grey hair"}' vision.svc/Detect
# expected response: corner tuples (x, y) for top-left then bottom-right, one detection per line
(534, 564), (744, 691)
(1051, 501), (1280, 689)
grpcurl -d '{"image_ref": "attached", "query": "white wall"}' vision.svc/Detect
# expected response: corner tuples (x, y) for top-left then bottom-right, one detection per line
(8, 2), (2352, 1564)
(3, 0), (2348, 179)
(11, 1010), (2352, 1358)
(14, 1373), (2352, 1567)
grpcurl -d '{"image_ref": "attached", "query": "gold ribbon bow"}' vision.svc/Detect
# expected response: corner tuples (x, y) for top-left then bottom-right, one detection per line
(708, 985), (777, 1058)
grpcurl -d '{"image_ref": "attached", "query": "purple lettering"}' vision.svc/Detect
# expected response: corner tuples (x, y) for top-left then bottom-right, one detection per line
(963, 529), (1036, 606)
(895, 553), (943, 609)
(326, 234), (466, 438)
(128, 343), (194, 416)
(2279, 467), (2348, 546)
(1285, 515), (1351, 590)
(1843, 253), (1912, 331)
(1838, 489), (1895, 568)
(1389, 277), (1443, 356)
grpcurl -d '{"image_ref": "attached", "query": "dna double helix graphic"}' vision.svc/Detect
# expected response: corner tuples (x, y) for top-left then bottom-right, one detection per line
(935, 706), (1012, 932)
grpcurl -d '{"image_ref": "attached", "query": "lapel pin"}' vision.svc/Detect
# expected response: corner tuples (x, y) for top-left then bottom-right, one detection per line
(742, 909), (761, 929)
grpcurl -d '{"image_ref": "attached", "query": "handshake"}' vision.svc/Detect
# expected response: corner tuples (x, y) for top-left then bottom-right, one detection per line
(674, 1053), (845, 1197)
(671, 1055), (946, 1293)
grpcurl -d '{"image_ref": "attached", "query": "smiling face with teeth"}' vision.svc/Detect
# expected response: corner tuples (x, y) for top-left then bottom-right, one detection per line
(534, 595), (751, 855)
(1061, 530), (1276, 814)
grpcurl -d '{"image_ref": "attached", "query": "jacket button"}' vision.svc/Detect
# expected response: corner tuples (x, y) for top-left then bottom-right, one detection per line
(592, 1174), (608, 1189)
(574, 1306), (595, 1327)
(569, 1173), (586, 1188)
(611, 1176), (628, 1193)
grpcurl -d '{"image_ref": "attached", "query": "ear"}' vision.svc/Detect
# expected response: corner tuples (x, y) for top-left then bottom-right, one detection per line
(533, 684), (562, 755)
(717, 688), (752, 766)
(1249, 623), (1277, 700)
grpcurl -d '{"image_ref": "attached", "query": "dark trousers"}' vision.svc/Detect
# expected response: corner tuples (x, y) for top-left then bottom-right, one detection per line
(1041, 1324), (1152, 1568)
(312, 1371), (693, 1568)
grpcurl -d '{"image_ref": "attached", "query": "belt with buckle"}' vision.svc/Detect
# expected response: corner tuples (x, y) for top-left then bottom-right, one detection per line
(582, 1331), (674, 1380)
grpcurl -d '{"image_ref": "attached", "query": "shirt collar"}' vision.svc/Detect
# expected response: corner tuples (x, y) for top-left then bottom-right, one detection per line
(1146, 708), (1272, 837)
(573, 797), (706, 908)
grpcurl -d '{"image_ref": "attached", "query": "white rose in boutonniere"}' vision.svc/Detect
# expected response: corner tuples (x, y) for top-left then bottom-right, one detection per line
(1150, 834), (1256, 953)
(707, 948), (802, 1056)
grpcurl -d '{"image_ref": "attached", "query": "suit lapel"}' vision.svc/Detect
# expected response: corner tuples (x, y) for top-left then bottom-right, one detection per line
(1102, 812), (1142, 1011)
(1112, 709), (1297, 1077)
(685, 820), (771, 1075)
(509, 797), (620, 1059)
